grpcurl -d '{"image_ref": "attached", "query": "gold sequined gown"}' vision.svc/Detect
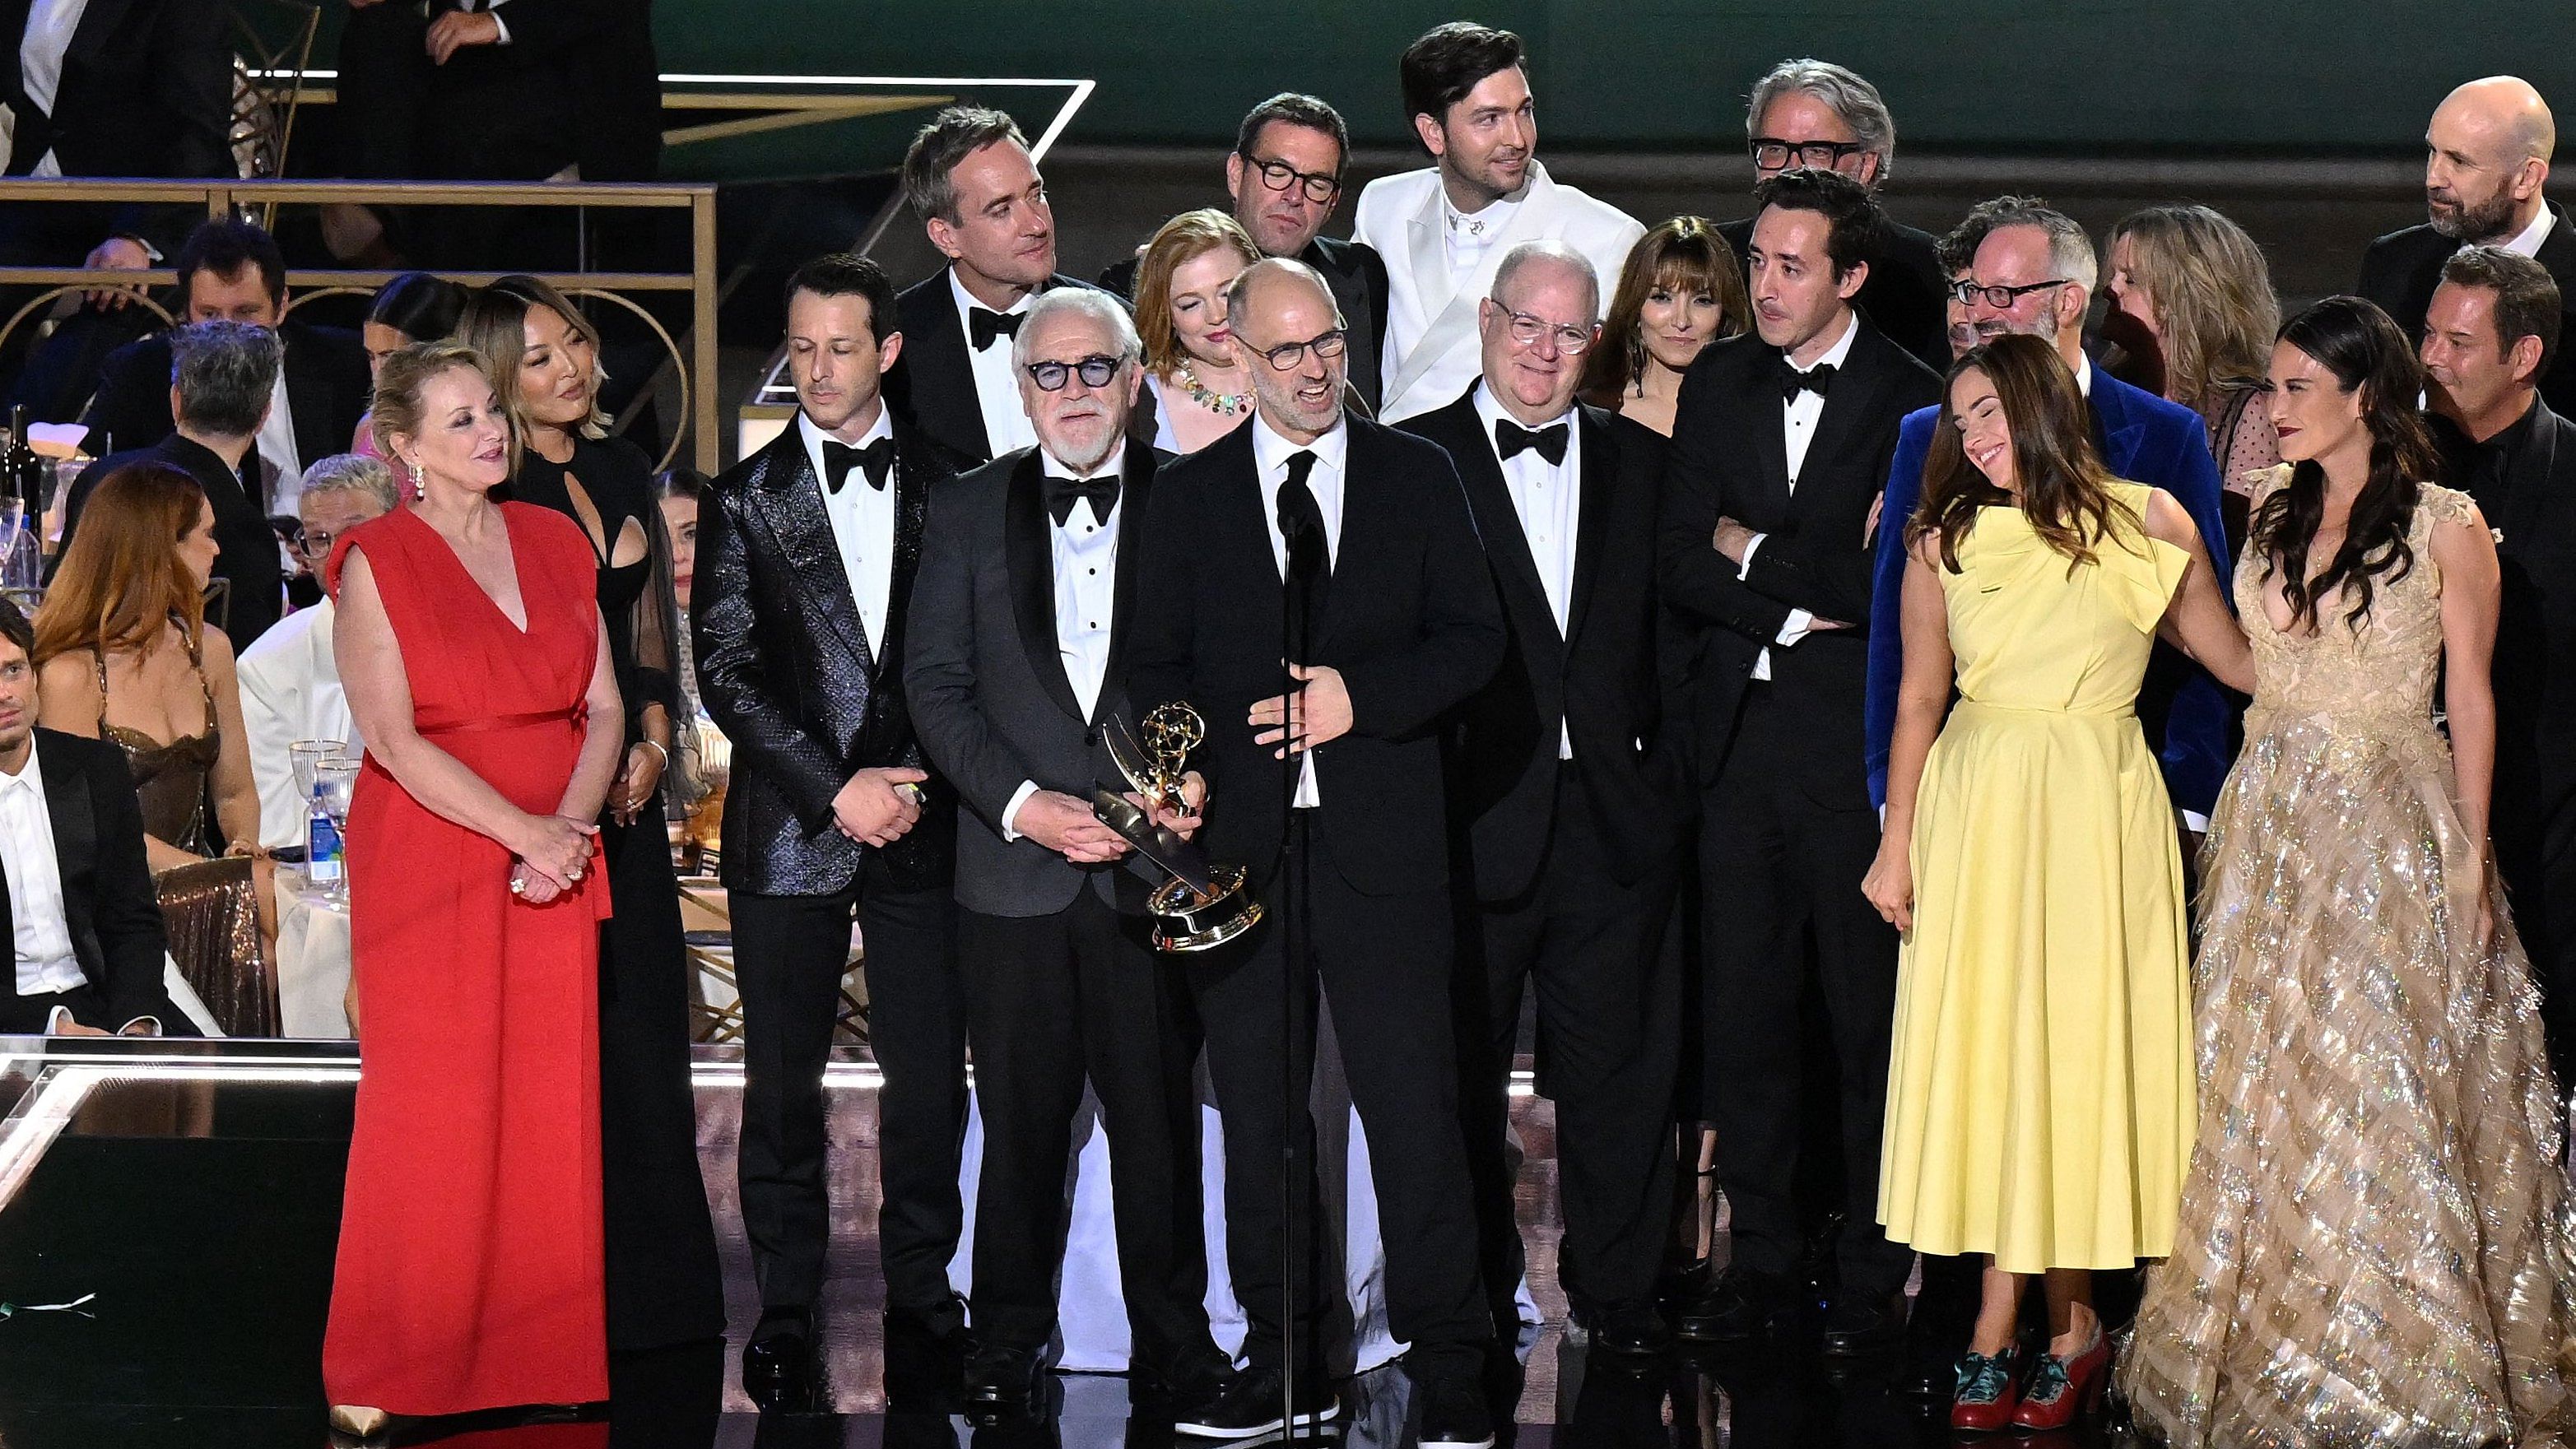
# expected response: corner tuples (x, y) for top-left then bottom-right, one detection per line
(2120, 469), (2576, 1447)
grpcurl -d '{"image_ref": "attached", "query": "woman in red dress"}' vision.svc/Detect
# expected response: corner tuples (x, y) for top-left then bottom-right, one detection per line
(321, 341), (622, 1437)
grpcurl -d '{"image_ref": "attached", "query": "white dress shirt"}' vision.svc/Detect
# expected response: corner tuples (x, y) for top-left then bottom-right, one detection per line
(18, 0), (87, 178)
(253, 369), (303, 513)
(800, 407), (899, 656)
(1473, 383), (1579, 757)
(949, 269), (1040, 458)
(1444, 190), (1523, 283)
(2503, 206), (2557, 259)
(1001, 442), (1128, 841)
(237, 597), (362, 851)
(1251, 413), (1347, 808)
(1741, 311), (1858, 680)
(2, 736), (84, 1005)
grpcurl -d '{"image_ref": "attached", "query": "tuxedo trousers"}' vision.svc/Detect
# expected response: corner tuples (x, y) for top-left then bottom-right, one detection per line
(959, 889), (1227, 1385)
(1698, 683), (1912, 1302)
(1192, 814), (1491, 1382)
(1458, 759), (1679, 1322)
(732, 857), (963, 1317)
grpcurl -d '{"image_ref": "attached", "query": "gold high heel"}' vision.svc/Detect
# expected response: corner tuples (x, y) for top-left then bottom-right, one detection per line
(328, 1404), (390, 1441)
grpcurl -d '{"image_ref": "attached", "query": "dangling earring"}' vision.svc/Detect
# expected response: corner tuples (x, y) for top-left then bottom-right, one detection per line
(408, 460), (425, 503)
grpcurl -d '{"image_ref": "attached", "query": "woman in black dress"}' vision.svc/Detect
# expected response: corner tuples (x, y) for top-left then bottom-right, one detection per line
(458, 276), (722, 1354)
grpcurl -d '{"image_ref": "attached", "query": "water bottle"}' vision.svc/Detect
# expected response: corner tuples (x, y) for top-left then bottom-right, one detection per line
(307, 786), (344, 885)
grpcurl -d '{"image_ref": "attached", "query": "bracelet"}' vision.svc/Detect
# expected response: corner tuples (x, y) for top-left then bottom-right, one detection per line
(638, 739), (669, 768)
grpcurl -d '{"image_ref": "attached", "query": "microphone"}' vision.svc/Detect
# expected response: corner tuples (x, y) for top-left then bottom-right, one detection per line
(1277, 496), (1326, 583)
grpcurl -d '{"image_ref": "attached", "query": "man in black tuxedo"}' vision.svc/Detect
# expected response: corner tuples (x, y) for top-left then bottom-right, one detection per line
(905, 287), (1239, 1424)
(1400, 241), (1690, 1360)
(694, 253), (967, 1410)
(78, 221), (371, 515)
(63, 320), (290, 648)
(883, 107), (1108, 465)
(1099, 94), (1393, 411)
(0, 599), (188, 1038)
(2359, 77), (2576, 416)
(1717, 61), (1947, 373)
(1128, 258), (1504, 1447)
(1661, 170), (1941, 1355)
(2423, 245), (2576, 1079)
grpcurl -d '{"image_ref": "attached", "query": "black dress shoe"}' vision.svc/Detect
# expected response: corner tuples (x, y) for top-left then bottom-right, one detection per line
(964, 1342), (1045, 1410)
(1672, 1266), (1799, 1345)
(1415, 1373), (1496, 1449)
(742, 1312), (819, 1412)
(1173, 1366), (1341, 1439)
(1579, 1300), (1676, 1362)
(1820, 1293), (1909, 1358)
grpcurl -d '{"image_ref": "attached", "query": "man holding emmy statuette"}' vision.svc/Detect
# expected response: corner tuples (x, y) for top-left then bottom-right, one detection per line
(904, 288), (1243, 1427)
(1128, 258), (1508, 1447)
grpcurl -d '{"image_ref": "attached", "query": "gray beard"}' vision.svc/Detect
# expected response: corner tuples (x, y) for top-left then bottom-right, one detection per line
(2430, 191), (2522, 244)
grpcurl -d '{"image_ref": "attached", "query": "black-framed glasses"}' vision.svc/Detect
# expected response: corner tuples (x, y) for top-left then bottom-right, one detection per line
(1750, 137), (1868, 171)
(1949, 278), (2073, 309)
(1239, 151), (1341, 205)
(1500, 307), (1597, 355)
(1023, 354), (1125, 392)
(1252, 328), (1348, 372)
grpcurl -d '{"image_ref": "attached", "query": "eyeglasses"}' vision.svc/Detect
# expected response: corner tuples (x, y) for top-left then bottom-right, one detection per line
(1251, 328), (1348, 372)
(1750, 137), (1868, 171)
(1499, 307), (1597, 355)
(296, 529), (342, 561)
(1239, 152), (1341, 205)
(1023, 354), (1126, 392)
(1949, 278), (2073, 309)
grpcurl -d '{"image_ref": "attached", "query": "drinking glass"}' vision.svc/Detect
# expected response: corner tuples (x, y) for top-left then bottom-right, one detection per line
(314, 758), (360, 904)
(291, 740), (348, 802)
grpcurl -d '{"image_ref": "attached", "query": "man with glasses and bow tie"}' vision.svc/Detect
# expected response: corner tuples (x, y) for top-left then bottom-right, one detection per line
(695, 253), (970, 1412)
(1402, 240), (1693, 1363)
(1658, 169), (1941, 1357)
(886, 106), (1115, 465)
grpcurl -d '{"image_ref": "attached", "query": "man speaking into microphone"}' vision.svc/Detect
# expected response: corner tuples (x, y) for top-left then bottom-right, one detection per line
(1128, 258), (1507, 1447)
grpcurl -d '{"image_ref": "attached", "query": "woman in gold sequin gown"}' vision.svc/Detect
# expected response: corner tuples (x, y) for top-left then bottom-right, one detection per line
(2120, 299), (2576, 1447)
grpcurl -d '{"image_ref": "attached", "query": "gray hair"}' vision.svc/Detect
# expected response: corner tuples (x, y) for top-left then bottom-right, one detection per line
(1222, 257), (1343, 336)
(1747, 59), (1898, 182)
(1011, 287), (1142, 371)
(167, 319), (281, 438)
(900, 105), (1029, 225)
(1490, 240), (1601, 323)
(298, 453), (398, 515)
(1977, 199), (2099, 295)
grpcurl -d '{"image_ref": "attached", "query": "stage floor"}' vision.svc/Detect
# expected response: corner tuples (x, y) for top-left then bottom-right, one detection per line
(0, 1042), (2108, 1447)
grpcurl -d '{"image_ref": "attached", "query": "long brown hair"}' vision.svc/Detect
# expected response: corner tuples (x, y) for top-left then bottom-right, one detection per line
(1133, 209), (1260, 376)
(1907, 333), (2137, 574)
(1579, 216), (1749, 406)
(35, 462), (210, 665)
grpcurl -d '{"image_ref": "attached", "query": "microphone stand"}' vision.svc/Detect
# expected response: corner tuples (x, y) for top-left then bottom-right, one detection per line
(1276, 500), (1323, 1442)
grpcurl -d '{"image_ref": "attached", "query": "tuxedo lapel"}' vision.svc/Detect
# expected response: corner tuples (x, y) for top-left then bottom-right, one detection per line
(1444, 400), (1556, 648)
(1565, 405), (1616, 649)
(755, 427), (874, 666)
(1388, 165), (1569, 407)
(38, 741), (86, 949)
(2503, 403), (2561, 548)
(1003, 453), (1083, 722)
(1098, 444), (1157, 722)
(913, 283), (992, 461)
(1404, 182), (1449, 321)
(881, 424), (936, 668)
(1795, 324), (1891, 519)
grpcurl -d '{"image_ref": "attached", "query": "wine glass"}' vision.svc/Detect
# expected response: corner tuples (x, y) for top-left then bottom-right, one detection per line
(291, 739), (348, 803)
(313, 758), (360, 904)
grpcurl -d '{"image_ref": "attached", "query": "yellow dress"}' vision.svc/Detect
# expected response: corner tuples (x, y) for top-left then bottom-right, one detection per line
(1877, 481), (2195, 1274)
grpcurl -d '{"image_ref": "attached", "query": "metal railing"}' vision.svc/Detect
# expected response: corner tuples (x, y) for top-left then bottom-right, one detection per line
(0, 178), (721, 473)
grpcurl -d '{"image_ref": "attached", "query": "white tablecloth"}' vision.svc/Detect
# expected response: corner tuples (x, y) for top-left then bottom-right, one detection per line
(274, 865), (352, 1038)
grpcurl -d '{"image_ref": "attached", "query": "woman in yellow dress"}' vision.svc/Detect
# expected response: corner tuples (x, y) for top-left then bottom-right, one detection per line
(1862, 332), (2253, 1433)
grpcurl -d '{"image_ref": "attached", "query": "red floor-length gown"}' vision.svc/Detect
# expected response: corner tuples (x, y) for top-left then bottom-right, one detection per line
(322, 503), (612, 1414)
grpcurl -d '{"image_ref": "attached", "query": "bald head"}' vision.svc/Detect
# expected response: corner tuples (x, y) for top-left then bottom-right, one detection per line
(1226, 258), (1348, 439)
(2426, 77), (2555, 242)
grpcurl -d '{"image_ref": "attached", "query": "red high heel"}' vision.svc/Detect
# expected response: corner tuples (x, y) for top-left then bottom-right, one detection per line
(2010, 1325), (2109, 1429)
(1949, 1347), (2023, 1432)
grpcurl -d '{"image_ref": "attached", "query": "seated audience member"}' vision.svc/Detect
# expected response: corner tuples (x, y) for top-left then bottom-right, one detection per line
(81, 220), (371, 515)
(65, 321), (291, 648)
(1102, 93), (1393, 408)
(352, 273), (470, 458)
(0, 595), (193, 1038)
(238, 456), (397, 852)
(2107, 205), (2284, 535)
(652, 467), (715, 818)
(35, 462), (277, 1036)
(1578, 216), (1749, 437)
(1132, 210), (1262, 453)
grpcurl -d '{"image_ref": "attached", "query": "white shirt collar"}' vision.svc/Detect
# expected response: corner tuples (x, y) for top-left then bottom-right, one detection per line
(2075, 351), (2095, 398)
(1251, 409), (1348, 480)
(1786, 310), (1860, 374)
(1471, 379), (1577, 444)
(2503, 206), (2558, 259)
(948, 266), (1035, 330)
(799, 402), (892, 454)
(1043, 438), (1127, 483)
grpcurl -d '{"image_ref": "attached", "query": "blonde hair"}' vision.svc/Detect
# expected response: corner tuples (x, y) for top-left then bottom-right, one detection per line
(2109, 205), (2280, 410)
(453, 276), (611, 445)
(1133, 209), (1260, 375)
(368, 341), (504, 467)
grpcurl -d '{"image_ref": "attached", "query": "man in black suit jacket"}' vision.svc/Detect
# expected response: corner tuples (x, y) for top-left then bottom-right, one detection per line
(1128, 258), (1505, 1446)
(2424, 245), (2576, 1079)
(1718, 61), (1948, 373)
(63, 319), (289, 648)
(1401, 241), (1690, 1360)
(2359, 77), (2576, 417)
(882, 106), (1109, 465)
(694, 255), (967, 1410)
(80, 221), (371, 512)
(1099, 94), (1393, 411)
(0, 599), (185, 1038)
(905, 289), (1239, 1423)
(1660, 171), (1943, 1355)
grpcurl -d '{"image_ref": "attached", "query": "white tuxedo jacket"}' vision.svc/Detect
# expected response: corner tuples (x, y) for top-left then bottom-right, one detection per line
(1355, 160), (1644, 422)
(235, 598), (361, 851)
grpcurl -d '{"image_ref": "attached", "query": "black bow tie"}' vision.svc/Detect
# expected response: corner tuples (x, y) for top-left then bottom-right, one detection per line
(821, 437), (894, 494)
(968, 307), (1023, 352)
(1042, 471), (1119, 528)
(1494, 418), (1569, 467)
(1779, 359), (1839, 402)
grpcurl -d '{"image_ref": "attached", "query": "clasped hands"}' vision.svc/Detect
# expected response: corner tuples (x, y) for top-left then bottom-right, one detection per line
(1016, 773), (1206, 865)
(509, 811), (598, 904)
